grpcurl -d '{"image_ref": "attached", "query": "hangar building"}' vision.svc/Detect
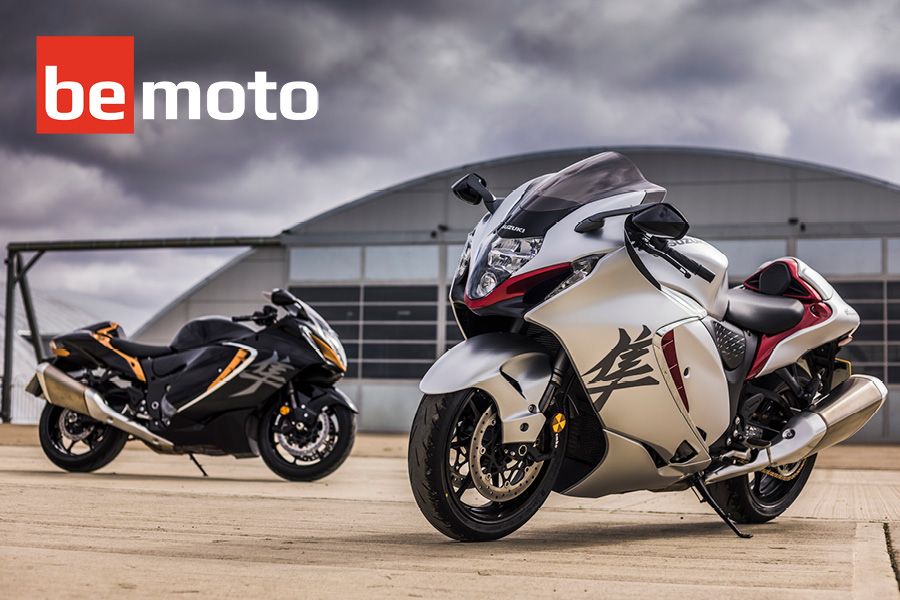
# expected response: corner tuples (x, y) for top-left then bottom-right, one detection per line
(134, 147), (900, 441)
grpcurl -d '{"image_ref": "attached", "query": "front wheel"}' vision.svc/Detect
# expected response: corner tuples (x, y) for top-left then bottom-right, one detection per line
(408, 389), (567, 542)
(258, 399), (356, 481)
(38, 404), (128, 472)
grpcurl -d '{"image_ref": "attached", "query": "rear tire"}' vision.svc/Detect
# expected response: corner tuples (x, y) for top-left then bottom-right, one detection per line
(707, 455), (817, 523)
(708, 362), (820, 523)
(408, 390), (566, 542)
(38, 404), (127, 472)
(258, 400), (356, 481)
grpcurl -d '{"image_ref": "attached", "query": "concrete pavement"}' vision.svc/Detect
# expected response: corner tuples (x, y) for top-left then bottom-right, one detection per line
(0, 429), (898, 598)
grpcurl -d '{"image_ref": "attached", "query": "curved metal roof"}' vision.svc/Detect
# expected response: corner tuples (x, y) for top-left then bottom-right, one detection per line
(286, 145), (900, 235)
(137, 145), (900, 338)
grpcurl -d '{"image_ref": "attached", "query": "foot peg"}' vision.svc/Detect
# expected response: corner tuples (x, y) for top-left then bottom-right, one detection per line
(691, 475), (752, 539)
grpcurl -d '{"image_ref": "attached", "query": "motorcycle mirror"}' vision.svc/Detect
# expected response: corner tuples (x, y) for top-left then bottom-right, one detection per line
(451, 173), (498, 212)
(627, 203), (690, 240)
(269, 288), (296, 306)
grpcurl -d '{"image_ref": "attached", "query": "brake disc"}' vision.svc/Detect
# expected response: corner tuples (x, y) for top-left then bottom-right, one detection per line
(58, 409), (95, 442)
(276, 411), (331, 460)
(469, 406), (543, 502)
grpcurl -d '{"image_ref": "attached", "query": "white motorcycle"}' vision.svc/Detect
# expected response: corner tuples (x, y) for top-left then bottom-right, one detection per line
(407, 152), (886, 541)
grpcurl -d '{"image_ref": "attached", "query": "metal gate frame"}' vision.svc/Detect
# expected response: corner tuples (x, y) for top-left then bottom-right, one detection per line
(1, 235), (281, 422)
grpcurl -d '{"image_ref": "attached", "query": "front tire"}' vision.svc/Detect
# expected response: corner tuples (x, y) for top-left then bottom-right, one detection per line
(408, 390), (566, 542)
(258, 400), (356, 481)
(38, 404), (127, 472)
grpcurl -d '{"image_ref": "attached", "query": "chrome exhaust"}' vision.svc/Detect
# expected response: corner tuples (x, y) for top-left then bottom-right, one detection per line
(705, 374), (886, 484)
(33, 363), (174, 451)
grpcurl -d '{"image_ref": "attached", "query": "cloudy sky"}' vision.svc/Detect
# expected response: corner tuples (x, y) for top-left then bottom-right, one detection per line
(2, 0), (900, 330)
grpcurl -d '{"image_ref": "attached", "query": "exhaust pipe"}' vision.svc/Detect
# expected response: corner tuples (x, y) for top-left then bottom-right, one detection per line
(34, 363), (174, 451)
(705, 374), (886, 484)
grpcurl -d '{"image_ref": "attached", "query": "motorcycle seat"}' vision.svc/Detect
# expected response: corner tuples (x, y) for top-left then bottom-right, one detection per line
(170, 316), (254, 351)
(724, 288), (805, 336)
(109, 337), (173, 358)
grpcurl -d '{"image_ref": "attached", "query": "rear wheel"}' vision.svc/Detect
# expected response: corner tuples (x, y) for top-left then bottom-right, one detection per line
(708, 364), (818, 523)
(258, 400), (356, 481)
(408, 389), (567, 541)
(38, 404), (127, 472)
(708, 454), (817, 523)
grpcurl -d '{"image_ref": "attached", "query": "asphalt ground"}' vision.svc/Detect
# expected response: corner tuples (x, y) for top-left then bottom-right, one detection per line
(0, 425), (898, 599)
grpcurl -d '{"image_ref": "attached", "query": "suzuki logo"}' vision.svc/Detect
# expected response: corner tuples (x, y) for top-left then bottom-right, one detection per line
(234, 361), (292, 397)
(36, 36), (318, 134)
(501, 224), (526, 234)
(583, 326), (659, 410)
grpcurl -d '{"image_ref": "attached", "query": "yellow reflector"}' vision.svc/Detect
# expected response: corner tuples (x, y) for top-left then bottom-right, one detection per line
(551, 412), (566, 433)
(279, 405), (291, 415)
(52, 347), (71, 357)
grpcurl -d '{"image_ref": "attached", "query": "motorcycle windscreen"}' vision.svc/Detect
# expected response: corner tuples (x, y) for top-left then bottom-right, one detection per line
(496, 151), (666, 238)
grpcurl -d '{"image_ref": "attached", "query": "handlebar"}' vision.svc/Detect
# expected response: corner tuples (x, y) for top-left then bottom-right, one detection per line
(644, 237), (716, 283)
(668, 247), (716, 283)
(231, 305), (279, 325)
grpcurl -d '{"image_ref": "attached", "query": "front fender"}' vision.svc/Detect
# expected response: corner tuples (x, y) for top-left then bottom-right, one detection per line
(420, 333), (551, 444)
(305, 386), (359, 414)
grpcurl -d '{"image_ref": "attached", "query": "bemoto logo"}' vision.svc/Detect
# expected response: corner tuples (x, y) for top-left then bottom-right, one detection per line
(37, 36), (134, 134)
(36, 36), (318, 135)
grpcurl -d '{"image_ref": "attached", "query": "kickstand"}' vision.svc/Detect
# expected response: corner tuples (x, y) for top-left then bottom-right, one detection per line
(692, 475), (752, 539)
(188, 453), (208, 477)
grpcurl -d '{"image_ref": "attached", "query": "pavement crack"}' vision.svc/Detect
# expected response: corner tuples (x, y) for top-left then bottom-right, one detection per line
(884, 522), (900, 592)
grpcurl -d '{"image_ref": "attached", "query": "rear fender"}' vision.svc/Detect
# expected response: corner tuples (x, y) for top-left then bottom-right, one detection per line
(419, 333), (551, 444)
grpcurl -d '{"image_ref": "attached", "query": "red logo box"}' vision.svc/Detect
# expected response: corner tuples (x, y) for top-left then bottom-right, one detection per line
(36, 36), (134, 134)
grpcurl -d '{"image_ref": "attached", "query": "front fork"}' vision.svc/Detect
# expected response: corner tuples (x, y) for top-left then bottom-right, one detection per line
(539, 351), (570, 412)
(525, 350), (571, 462)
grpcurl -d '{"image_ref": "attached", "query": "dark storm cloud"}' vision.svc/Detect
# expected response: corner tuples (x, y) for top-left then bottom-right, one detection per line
(2, 0), (900, 321)
(868, 70), (900, 119)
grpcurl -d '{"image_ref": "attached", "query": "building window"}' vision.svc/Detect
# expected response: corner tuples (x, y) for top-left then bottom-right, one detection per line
(888, 239), (900, 274)
(796, 238), (882, 276)
(291, 282), (439, 380)
(364, 245), (439, 281)
(445, 244), (465, 282)
(289, 247), (361, 281)
(709, 239), (787, 278)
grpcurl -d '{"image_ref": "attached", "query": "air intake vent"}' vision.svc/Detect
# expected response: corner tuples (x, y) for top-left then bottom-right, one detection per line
(661, 330), (689, 411)
(712, 321), (746, 370)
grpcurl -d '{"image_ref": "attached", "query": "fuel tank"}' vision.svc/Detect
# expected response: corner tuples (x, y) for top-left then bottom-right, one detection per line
(645, 237), (729, 319)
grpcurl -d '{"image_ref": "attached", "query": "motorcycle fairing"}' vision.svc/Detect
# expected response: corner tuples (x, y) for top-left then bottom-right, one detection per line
(527, 246), (715, 495)
(51, 322), (147, 382)
(740, 257), (858, 377)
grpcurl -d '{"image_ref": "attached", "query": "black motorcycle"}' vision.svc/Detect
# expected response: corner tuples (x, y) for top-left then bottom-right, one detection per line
(26, 288), (357, 481)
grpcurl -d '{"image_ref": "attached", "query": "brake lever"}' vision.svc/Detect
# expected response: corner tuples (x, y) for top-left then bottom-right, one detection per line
(641, 239), (691, 278)
(655, 249), (693, 278)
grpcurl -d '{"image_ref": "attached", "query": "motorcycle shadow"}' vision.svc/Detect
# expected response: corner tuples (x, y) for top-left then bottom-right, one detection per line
(370, 517), (794, 548)
(0, 469), (282, 485)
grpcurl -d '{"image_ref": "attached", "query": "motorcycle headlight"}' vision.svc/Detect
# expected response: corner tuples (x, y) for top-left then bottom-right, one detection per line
(310, 332), (347, 372)
(470, 236), (543, 299)
(456, 240), (471, 280)
(545, 255), (601, 300)
(300, 305), (347, 372)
